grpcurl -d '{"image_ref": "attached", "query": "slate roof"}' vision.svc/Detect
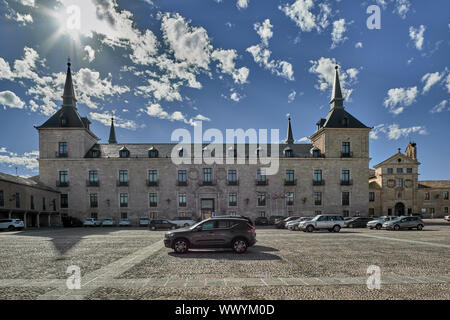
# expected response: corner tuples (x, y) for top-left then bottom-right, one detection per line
(0, 172), (59, 193)
(418, 181), (450, 189)
(85, 143), (316, 159)
(319, 107), (369, 129)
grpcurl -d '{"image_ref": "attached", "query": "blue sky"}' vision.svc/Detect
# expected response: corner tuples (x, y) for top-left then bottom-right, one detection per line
(0, 0), (448, 179)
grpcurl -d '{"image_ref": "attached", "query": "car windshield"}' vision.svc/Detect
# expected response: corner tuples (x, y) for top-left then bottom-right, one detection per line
(311, 216), (321, 221)
(189, 221), (203, 230)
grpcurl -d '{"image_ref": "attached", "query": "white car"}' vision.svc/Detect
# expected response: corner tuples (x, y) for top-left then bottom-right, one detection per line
(367, 216), (398, 230)
(0, 219), (24, 231)
(83, 218), (101, 227)
(119, 219), (131, 227)
(299, 214), (345, 233)
(139, 216), (150, 227)
(101, 218), (116, 227)
(286, 218), (307, 231)
(444, 215), (450, 222)
(169, 217), (196, 228)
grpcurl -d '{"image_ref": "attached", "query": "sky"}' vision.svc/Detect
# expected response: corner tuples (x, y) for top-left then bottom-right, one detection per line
(0, 0), (448, 180)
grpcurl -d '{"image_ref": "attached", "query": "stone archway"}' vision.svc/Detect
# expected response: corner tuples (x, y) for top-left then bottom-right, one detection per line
(394, 202), (405, 216)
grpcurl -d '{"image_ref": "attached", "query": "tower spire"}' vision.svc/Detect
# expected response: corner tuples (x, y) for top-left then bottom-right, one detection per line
(108, 117), (117, 144)
(330, 65), (344, 109)
(62, 58), (77, 108)
(285, 115), (294, 144)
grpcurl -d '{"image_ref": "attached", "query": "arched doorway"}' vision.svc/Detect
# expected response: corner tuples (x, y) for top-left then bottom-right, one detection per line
(394, 202), (405, 216)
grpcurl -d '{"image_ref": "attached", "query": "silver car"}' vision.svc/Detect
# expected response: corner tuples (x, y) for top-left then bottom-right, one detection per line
(101, 218), (116, 227)
(383, 216), (424, 231)
(367, 216), (398, 230)
(0, 219), (24, 231)
(119, 219), (131, 227)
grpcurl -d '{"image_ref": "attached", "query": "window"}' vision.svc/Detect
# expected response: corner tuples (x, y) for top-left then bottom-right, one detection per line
(88, 170), (98, 186)
(444, 207), (449, 214)
(148, 149), (158, 158)
(150, 212), (158, 219)
(342, 192), (350, 206)
(285, 149), (292, 157)
(388, 208), (392, 216)
(312, 149), (321, 158)
(397, 178), (403, 188)
(341, 170), (350, 184)
(178, 149), (184, 157)
(121, 212), (127, 219)
(369, 192), (375, 202)
(60, 194), (68, 208)
(119, 170), (128, 185)
(425, 192), (430, 200)
(91, 150), (100, 158)
(90, 194), (98, 208)
(229, 193), (237, 206)
(42, 197), (45, 211)
(407, 168), (413, 174)
(257, 169), (266, 182)
(149, 193), (157, 207)
(59, 171), (68, 186)
(408, 208), (412, 215)
(91, 212), (98, 219)
(120, 193), (128, 207)
(257, 193), (266, 206)
(178, 193), (186, 207)
(429, 208), (435, 215)
(387, 168), (393, 174)
(119, 149), (129, 158)
(397, 168), (403, 174)
(203, 168), (212, 182)
(0, 190), (4, 207)
(259, 211), (266, 217)
(314, 192), (322, 206)
(313, 169), (322, 184)
(58, 142), (67, 157)
(343, 210), (350, 217)
(342, 142), (351, 156)
(443, 191), (449, 200)
(228, 170), (237, 184)
(369, 208), (375, 216)
(178, 170), (187, 185)
(148, 170), (158, 183)
(285, 170), (295, 183)
(30, 195), (34, 210)
(286, 192), (294, 206)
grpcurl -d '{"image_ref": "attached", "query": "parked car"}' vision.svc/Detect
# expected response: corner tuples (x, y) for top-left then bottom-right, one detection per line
(83, 218), (101, 227)
(383, 216), (424, 231)
(287, 217), (312, 231)
(118, 219), (131, 227)
(367, 216), (398, 230)
(164, 217), (256, 254)
(268, 215), (285, 225)
(149, 219), (177, 230)
(444, 215), (450, 222)
(169, 217), (196, 228)
(0, 219), (24, 231)
(344, 216), (373, 228)
(275, 216), (300, 229)
(139, 216), (150, 227)
(61, 216), (83, 228)
(255, 216), (269, 226)
(299, 214), (345, 233)
(101, 218), (116, 227)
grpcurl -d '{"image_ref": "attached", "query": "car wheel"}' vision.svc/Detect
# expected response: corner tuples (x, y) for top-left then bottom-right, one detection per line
(306, 225), (314, 233)
(232, 239), (248, 254)
(333, 225), (341, 233)
(376, 224), (382, 230)
(7, 225), (15, 231)
(417, 224), (423, 231)
(394, 224), (400, 231)
(173, 239), (188, 254)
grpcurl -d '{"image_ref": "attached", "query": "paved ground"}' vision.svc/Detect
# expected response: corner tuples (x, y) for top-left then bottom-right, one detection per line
(0, 220), (448, 300)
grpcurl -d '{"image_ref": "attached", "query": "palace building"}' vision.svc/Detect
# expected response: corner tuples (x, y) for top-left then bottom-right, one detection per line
(1, 62), (447, 227)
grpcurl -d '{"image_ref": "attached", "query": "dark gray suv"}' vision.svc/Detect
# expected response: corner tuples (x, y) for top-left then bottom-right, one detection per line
(164, 217), (256, 254)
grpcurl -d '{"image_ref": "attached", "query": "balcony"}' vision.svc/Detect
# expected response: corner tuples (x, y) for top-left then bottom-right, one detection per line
(86, 180), (99, 187)
(312, 180), (325, 186)
(341, 152), (353, 158)
(255, 179), (268, 186)
(178, 203), (187, 207)
(149, 202), (158, 207)
(117, 180), (129, 187)
(177, 181), (188, 186)
(284, 179), (297, 186)
(340, 179), (353, 186)
(314, 201), (322, 206)
(146, 180), (159, 187)
(56, 181), (69, 187)
(228, 202), (237, 207)
(286, 201), (294, 206)
(227, 180), (239, 186)
(120, 203), (128, 208)
(199, 180), (216, 186)
(56, 152), (68, 158)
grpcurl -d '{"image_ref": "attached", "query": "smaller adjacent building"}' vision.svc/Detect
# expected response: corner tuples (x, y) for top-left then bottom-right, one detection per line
(0, 172), (61, 228)
(369, 143), (449, 218)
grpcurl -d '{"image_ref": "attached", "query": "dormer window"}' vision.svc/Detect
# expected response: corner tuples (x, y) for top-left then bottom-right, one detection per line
(91, 150), (100, 158)
(148, 147), (158, 158)
(60, 116), (67, 127)
(342, 117), (349, 127)
(178, 148), (184, 158)
(311, 147), (321, 158)
(256, 147), (264, 158)
(284, 148), (293, 158)
(203, 147), (210, 158)
(228, 147), (236, 158)
(119, 147), (130, 158)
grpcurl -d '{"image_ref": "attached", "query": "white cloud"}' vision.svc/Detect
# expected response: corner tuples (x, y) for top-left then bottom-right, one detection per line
(421, 71), (443, 94)
(211, 49), (249, 84)
(83, 45), (96, 63)
(89, 112), (142, 130)
(409, 25), (426, 51)
(19, 0), (35, 6)
(355, 42), (363, 48)
(254, 19), (273, 46)
(446, 74), (450, 93)
(383, 86), (418, 115)
(297, 137), (310, 143)
(279, 0), (330, 32)
(331, 19), (349, 49)
(13, 13), (33, 26)
(288, 90), (296, 103)
(430, 100), (449, 113)
(140, 103), (210, 126)
(0, 91), (25, 109)
(230, 92), (242, 102)
(236, 0), (249, 9)
(370, 123), (427, 140)
(308, 57), (359, 100)
(394, 0), (411, 19)
(0, 147), (39, 171)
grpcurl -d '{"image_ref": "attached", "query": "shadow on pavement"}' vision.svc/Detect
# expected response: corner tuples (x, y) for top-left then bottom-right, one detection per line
(167, 245), (281, 261)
